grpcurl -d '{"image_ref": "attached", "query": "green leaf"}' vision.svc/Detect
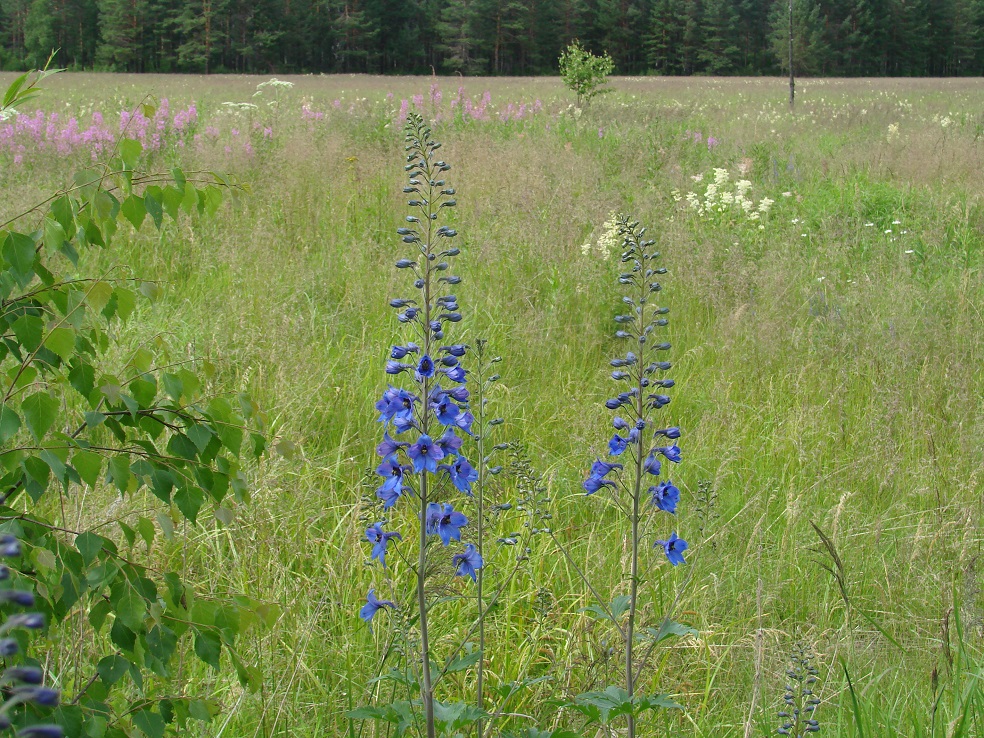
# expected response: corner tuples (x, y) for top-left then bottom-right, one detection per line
(644, 619), (699, 644)
(0, 405), (20, 444)
(40, 448), (68, 483)
(70, 361), (96, 399)
(72, 450), (102, 487)
(119, 139), (142, 170)
(132, 708), (166, 738)
(3, 231), (37, 286)
(137, 517), (155, 550)
(194, 629), (222, 670)
(96, 654), (130, 686)
(43, 215), (67, 251)
(121, 195), (147, 230)
(107, 455), (131, 493)
(12, 314), (44, 352)
(21, 391), (59, 440)
(144, 191), (164, 229)
(44, 326), (76, 361)
(87, 281), (113, 313)
(445, 650), (481, 673)
(116, 590), (146, 631)
(75, 531), (105, 565)
(174, 485), (205, 524)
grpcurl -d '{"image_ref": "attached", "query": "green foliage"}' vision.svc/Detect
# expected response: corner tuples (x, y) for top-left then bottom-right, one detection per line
(564, 686), (681, 725)
(0, 71), (269, 737)
(558, 40), (614, 107)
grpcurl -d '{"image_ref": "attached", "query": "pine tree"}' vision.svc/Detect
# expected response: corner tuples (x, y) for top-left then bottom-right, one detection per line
(96, 0), (146, 70)
(646, 0), (684, 73)
(698, 0), (739, 73)
(23, 0), (54, 66)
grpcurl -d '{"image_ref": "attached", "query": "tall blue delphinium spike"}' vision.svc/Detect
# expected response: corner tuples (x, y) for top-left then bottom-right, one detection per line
(363, 111), (475, 738)
(0, 534), (63, 738)
(582, 215), (687, 738)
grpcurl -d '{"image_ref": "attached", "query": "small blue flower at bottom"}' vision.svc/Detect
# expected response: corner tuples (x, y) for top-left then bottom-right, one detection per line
(452, 544), (484, 582)
(365, 523), (402, 567)
(360, 588), (396, 629)
(655, 531), (688, 566)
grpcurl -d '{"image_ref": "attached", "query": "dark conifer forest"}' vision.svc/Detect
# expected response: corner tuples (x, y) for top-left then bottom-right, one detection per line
(2, 0), (983, 76)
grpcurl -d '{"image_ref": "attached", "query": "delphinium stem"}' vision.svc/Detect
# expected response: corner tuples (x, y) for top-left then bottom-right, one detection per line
(474, 342), (488, 735)
(624, 237), (650, 738)
(416, 133), (437, 738)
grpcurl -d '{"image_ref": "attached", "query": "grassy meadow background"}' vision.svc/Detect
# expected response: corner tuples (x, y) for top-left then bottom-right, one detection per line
(2, 72), (983, 736)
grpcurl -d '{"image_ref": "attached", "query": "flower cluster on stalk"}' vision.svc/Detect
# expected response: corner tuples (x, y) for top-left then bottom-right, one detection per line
(583, 215), (688, 566)
(360, 112), (483, 627)
(0, 535), (63, 738)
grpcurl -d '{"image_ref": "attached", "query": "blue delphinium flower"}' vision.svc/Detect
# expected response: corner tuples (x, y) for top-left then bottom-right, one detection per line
(655, 444), (682, 463)
(608, 434), (628, 456)
(365, 523), (402, 568)
(360, 588), (396, 629)
(583, 459), (623, 494)
(453, 544), (484, 582)
(649, 481), (680, 514)
(655, 531), (688, 566)
(442, 456), (478, 494)
(425, 502), (468, 546)
(407, 434), (445, 473)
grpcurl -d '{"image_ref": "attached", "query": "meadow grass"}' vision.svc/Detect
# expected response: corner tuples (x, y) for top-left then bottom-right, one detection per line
(1, 73), (982, 736)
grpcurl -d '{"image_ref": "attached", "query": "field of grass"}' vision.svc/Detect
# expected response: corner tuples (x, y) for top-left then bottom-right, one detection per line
(2, 72), (983, 737)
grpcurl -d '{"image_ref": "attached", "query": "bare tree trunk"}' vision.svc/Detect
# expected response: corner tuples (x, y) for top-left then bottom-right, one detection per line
(788, 0), (795, 110)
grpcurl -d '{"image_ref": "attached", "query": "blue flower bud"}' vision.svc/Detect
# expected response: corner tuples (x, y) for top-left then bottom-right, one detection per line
(613, 417), (629, 430)
(440, 344), (467, 357)
(0, 535), (21, 557)
(16, 725), (64, 738)
(611, 371), (629, 380)
(395, 259), (415, 269)
(653, 342), (671, 351)
(605, 399), (623, 410)
(615, 330), (631, 339)
(0, 590), (35, 607)
(0, 638), (18, 656)
(414, 278), (425, 289)
(14, 686), (59, 707)
(7, 613), (43, 629)
(650, 394), (671, 408)
(5, 666), (43, 684)
(385, 361), (410, 374)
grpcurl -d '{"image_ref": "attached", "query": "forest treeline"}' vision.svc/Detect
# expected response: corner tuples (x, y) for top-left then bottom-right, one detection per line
(2, 0), (984, 77)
